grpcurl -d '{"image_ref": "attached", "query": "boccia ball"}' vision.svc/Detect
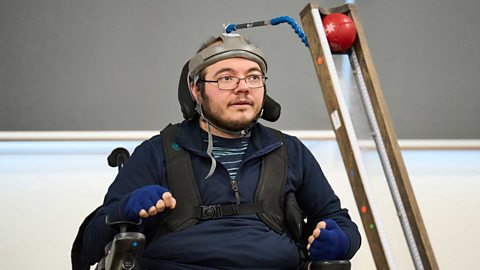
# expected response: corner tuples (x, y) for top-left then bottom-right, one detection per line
(322, 13), (357, 52)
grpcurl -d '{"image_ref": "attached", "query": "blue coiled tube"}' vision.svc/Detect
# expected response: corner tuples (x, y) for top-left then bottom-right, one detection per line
(270, 16), (309, 47)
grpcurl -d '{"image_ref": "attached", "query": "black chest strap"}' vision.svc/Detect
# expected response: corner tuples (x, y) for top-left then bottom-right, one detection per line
(190, 202), (264, 220)
(159, 123), (287, 234)
(256, 126), (287, 233)
(160, 123), (202, 232)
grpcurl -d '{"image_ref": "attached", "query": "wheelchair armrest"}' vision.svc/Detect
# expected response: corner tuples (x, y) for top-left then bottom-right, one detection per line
(309, 260), (351, 270)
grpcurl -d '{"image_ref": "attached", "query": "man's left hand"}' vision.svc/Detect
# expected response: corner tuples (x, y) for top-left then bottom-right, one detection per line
(307, 219), (350, 260)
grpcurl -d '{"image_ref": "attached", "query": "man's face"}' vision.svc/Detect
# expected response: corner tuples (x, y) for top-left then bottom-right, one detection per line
(192, 57), (265, 132)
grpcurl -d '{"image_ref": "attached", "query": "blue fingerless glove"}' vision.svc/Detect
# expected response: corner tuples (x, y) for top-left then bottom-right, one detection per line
(309, 219), (351, 260)
(123, 185), (170, 221)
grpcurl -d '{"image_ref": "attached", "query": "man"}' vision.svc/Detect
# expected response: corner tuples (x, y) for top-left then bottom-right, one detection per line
(83, 33), (361, 269)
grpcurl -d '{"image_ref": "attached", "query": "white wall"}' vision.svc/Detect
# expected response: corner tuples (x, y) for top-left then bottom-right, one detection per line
(0, 138), (478, 269)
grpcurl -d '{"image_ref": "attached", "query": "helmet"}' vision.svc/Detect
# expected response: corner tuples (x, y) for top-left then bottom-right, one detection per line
(188, 33), (267, 83)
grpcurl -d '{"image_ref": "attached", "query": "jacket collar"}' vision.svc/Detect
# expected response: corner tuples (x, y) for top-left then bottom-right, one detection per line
(176, 119), (282, 153)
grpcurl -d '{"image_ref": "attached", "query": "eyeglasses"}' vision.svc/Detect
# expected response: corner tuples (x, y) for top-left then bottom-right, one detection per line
(200, 74), (267, 90)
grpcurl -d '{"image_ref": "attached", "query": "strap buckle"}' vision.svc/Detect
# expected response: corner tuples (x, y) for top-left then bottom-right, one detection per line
(200, 205), (223, 219)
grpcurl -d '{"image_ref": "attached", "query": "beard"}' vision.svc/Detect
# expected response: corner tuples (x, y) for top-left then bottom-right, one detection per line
(199, 90), (261, 132)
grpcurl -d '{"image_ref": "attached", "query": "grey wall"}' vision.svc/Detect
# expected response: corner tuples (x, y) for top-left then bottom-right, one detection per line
(1, 0), (479, 139)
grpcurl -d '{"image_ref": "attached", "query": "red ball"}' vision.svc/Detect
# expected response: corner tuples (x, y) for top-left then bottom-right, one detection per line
(322, 13), (357, 52)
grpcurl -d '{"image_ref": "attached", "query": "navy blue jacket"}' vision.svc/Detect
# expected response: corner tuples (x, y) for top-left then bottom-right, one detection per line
(83, 120), (361, 269)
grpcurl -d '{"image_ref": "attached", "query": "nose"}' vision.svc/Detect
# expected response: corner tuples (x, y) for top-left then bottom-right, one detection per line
(233, 78), (250, 93)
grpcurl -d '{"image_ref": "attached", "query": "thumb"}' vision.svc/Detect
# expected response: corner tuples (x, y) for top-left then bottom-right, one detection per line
(309, 219), (350, 260)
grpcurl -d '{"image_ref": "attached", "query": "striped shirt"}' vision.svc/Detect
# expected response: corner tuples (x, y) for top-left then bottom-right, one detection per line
(206, 135), (250, 180)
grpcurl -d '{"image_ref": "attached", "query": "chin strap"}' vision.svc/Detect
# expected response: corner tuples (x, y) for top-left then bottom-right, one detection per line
(204, 122), (217, 179)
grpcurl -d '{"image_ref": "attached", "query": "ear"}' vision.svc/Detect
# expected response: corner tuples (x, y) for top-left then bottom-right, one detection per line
(189, 82), (201, 103)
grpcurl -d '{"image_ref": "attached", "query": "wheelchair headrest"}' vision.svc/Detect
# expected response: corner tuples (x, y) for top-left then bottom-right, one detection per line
(178, 60), (281, 122)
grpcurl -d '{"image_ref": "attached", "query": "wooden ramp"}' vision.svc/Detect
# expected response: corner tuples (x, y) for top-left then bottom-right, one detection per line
(299, 3), (439, 269)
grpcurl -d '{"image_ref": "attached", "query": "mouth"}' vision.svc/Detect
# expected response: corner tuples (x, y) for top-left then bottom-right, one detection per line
(230, 100), (253, 107)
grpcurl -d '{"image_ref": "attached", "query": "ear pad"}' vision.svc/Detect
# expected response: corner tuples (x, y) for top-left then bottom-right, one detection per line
(262, 94), (281, 122)
(178, 61), (281, 122)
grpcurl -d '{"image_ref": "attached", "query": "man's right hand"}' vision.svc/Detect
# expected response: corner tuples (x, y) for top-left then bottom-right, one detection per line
(124, 185), (177, 220)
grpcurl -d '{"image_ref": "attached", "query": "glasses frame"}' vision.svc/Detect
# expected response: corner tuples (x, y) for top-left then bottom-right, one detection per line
(199, 74), (268, 90)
